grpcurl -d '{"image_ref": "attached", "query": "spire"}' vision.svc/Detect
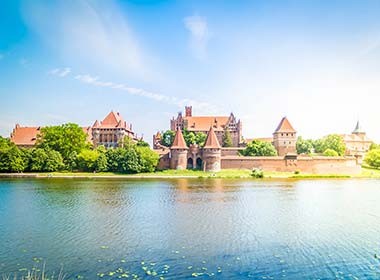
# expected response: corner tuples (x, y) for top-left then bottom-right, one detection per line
(352, 120), (365, 134)
(204, 126), (221, 149)
(171, 129), (188, 149)
(274, 117), (296, 133)
(92, 120), (100, 128)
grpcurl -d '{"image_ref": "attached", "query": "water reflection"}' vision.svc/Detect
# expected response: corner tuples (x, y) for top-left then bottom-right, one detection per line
(1, 178), (380, 279)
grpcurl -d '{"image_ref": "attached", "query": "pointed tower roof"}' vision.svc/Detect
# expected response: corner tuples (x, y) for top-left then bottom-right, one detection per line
(352, 120), (365, 134)
(204, 126), (221, 149)
(171, 129), (188, 149)
(102, 111), (122, 126)
(274, 117), (296, 133)
(92, 120), (100, 128)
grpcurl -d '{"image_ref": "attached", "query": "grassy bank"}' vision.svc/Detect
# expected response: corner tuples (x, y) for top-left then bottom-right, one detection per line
(1, 167), (380, 179)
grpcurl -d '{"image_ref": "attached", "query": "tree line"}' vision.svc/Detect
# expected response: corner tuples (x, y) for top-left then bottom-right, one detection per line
(0, 123), (159, 173)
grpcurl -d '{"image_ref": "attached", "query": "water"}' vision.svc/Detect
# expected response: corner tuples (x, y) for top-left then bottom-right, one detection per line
(1, 178), (380, 279)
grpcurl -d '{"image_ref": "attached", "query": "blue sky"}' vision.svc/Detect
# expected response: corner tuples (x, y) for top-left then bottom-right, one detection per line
(1, 0), (380, 143)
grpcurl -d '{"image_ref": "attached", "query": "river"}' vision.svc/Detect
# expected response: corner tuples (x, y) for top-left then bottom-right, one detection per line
(1, 178), (380, 279)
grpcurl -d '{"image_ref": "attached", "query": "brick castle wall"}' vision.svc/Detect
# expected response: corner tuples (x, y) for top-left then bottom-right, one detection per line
(221, 156), (360, 175)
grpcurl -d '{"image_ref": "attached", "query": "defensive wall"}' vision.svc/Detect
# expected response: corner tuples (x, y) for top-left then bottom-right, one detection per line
(221, 156), (361, 175)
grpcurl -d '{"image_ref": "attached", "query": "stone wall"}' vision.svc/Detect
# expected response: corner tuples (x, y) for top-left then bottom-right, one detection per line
(221, 156), (361, 175)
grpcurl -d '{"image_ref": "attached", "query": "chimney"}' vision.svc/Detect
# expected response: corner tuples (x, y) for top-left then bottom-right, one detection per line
(185, 106), (192, 117)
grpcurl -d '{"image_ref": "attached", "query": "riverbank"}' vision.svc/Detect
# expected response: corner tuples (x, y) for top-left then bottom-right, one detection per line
(1, 167), (380, 179)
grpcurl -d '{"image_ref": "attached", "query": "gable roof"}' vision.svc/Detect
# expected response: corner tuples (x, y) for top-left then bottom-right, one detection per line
(171, 129), (188, 149)
(203, 126), (221, 149)
(184, 116), (229, 131)
(93, 111), (130, 130)
(102, 111), (122, 125)
(274, 117), (296, 133)
(10, 125), (40, 146)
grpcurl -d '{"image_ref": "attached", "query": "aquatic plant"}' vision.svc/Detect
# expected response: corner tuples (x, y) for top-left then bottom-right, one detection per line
(2, 265), (65, 280)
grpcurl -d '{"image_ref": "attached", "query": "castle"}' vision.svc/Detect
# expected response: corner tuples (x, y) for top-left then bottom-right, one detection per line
(341, 121), (372, 160)
(156, 114), (362, 174)
(154, 106), (242, 148)
(10, 111), (139, 148)
(8, 107), (373, 175)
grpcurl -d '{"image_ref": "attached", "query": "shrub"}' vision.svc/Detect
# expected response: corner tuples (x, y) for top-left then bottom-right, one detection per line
(323, 148), (339, 157)
(251, 168), (264, 178)
(364, 149), (380, 169)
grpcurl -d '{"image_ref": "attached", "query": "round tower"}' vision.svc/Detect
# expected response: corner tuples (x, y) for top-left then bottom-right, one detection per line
(202, 127), (222, 172)
(170, 129), (188, 170)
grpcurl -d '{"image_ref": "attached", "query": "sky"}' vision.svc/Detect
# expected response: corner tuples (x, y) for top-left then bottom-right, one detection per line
(1, 0), (380, 143)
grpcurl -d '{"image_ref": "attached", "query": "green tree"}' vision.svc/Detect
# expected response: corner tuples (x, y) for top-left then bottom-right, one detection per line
(44, 149), (64, 171)
(161, 130), (175, 147)
(364, 149), (380, 168)
(77, 149), (99, 171)
(370, 143), (380, 150)
(37, 123), (89, 160)
(94, 153), (108, 172)
(29, 148), (48, 171)
(296, 137), (313, 154)
(321, 134), (346, 156)
(323, 148), (339, 157)
(222, 129), (233, 147)
(313, 139), (325, 154)
(136, 140), (150, 147)
(184, 130), (196, 146)
(195, 132), (207, 147)
(106, 148), (125, 172)
(136, 146), (159, 172)
(0, 145), (27, 172)
(239, 140), (277, 156)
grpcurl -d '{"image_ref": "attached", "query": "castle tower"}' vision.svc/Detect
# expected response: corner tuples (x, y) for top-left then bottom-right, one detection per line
(185, 106), (192, 117)
(170, 129), (188, 170)
(202, 126), (222, 172)
(273, 117), (297, 157)
(352, 120), (366, 137)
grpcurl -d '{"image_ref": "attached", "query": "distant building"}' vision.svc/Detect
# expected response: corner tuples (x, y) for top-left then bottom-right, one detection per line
(10, 125), (41, 148)
(341, 121), (372, 159)
(91, 111), (137, 148)
(272, 117), (297, 156)
(169, 126), (222, 172)
(9, 111), (138, 148)
(154, 106), (242, 148)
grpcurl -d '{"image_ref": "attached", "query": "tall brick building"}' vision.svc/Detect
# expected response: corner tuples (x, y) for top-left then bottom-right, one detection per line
(272, 117), (297, 156)
(155, 106), (242, 148)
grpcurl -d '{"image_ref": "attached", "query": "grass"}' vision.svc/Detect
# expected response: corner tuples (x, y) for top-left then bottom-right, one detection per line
(2, 265), (65, 280)
(2, 166), (380, 179)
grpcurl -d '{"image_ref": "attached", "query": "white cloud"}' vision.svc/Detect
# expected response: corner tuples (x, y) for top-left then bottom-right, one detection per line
(184, 15), (210, 60)
(73, 72), (215, 110)
(49, 67), (71, 77)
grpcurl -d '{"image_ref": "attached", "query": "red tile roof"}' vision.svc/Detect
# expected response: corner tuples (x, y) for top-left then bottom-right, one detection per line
(10, 125), (93, 147)
(10, 125), (40, 146)
(185, 116), (229, 131)
(92, 111), (131, 130)
(204, 126), (221, 149)
(274, 117), (296, 133)
(171, 129), (188, 149)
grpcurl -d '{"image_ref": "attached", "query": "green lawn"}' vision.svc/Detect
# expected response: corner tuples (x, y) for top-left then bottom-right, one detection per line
(2, 166), (380, 179)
